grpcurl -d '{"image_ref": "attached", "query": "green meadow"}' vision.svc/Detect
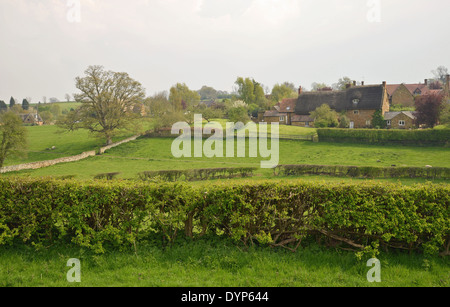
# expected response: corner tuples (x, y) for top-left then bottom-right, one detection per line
(1, 123), (449, 288)
(6, 134), (450, 181)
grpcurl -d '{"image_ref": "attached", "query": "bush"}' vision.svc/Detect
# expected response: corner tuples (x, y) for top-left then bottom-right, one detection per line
(274, 164), (450, 179)
(317, 128), (450, 145)
(138, 167), (257, 182)
(0, 178), (448, 256)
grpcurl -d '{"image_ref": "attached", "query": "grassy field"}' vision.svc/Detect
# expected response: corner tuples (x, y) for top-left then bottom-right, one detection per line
(7, 135), (450, 181)
(1, 123), (449, 289)
(1, 236), (448, 287)
(3, 122), (151, 166)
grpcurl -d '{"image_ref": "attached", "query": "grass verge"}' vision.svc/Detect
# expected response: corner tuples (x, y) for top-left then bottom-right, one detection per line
(0, 236), (448, 287)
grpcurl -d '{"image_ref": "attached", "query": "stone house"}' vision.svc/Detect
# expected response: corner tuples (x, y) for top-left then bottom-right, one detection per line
(260, 98), (296, 125)
(386, 84), (416, 107)
(384, 111), (416, 129)
(294, 82), (390, 129)
(291, 115), (314, 127)
(386, 77), (450, 107)
(20, 113), (43, 126)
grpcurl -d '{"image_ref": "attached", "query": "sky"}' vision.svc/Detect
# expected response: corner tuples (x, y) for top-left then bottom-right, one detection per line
(0, 0), (449, 103)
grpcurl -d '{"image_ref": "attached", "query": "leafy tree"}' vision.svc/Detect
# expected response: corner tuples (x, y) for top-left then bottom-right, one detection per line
(58, 65), (146, 145)
(415, 92), (444, 128)
(169, 83), (201, 111)
(50, 104), (62, 118)
(235, 77), (255, 104)
(153, 111), (188, 131)
(438, 102), (450, 127)
(227, 106), (250, 124)
(145, 91), (171, 117)
(197, 86), (218, 100)
(310, 104), (339, 127)
(270, 83), (297, 103)
(338, 114), (350, 128)
(0, 101), (7, 112)
(40, 111), (53, 125)
(235, 77), (268, 108)
(22, 99), (30, 111)
(65, 94), (71, 102)
(248, 103), (263, 118)
(372, 110), (386, 129)
(0, 111), (27, 168)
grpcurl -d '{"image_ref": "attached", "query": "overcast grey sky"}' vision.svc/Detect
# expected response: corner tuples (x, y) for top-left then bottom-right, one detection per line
(0, 0), (449, 103)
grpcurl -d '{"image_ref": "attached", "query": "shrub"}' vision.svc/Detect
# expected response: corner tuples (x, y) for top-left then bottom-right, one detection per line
(317, 128), (450, 145)
(138, 167), (257, 182)
(274, 164), (450, 179)
(0, 178), (448, 257)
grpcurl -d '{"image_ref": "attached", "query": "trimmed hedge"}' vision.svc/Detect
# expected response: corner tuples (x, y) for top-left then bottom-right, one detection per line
(275, 164), (450, 179)
(138, 167), (257, 182)
(317, 128), (450, 145)
(0, 178), (448, 257)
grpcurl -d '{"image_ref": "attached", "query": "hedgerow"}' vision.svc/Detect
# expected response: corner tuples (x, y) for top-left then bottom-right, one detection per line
(138, 167), (257, 182)
(317, 128), (450, 145)
(0, 178), (448, 257)
(275, 164), (450, 179)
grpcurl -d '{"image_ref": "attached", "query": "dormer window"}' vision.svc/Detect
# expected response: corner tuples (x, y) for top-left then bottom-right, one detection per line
(352, 99), (360, 105)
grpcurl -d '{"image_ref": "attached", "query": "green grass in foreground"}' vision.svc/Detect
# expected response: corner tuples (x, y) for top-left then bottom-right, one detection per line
(0, 236), (448, 287)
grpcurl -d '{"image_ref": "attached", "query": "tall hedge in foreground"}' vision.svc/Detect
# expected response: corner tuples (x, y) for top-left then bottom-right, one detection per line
(317, 128), (450, 145)
(0, 178), (448, 256)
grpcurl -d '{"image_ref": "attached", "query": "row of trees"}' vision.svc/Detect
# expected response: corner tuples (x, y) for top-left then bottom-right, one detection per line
(0, 97), (31, 112)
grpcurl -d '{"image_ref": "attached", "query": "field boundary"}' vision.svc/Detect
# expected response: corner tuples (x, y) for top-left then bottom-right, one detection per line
(274, 164), (450, 179)
(0, 134), (141, 174)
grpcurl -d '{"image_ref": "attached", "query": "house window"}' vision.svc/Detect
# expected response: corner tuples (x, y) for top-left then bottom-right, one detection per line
(353, 110), (359, 115)
(305, 122), (310, 127)
(399, 120), (405, 126)
(387, 120), (391, 126)
(280, 116), (285, 122)
(366, 120), (371, 126)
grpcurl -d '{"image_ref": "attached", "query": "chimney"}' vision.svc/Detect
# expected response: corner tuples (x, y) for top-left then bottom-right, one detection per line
(361, 81), (365, 86)
(424, 79), (428, 86)
(298, 86), (303, 96)
(353, 81), (356, 86)
(382, 81), (386, 87)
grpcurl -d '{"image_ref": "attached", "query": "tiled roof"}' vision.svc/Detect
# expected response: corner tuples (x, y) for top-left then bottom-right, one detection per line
(386, 84), (401, 96)
(384, 111), (416, 120)
(277, 98), (297, 113)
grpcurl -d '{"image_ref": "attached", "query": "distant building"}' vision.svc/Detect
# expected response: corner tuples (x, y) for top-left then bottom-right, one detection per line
(20, 113), (43, 126)
(386, 77), (449, 107)
(294, 82), (390, 129)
